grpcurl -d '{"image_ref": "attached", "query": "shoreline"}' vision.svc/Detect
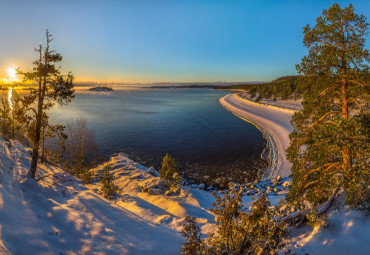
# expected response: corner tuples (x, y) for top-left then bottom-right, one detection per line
(219, 92), (297, 179)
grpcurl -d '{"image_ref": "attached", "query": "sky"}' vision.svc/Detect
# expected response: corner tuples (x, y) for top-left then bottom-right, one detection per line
(0, 0), (369, 83)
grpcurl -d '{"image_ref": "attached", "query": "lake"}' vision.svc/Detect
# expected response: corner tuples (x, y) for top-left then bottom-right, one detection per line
(6, 87), (268, 185)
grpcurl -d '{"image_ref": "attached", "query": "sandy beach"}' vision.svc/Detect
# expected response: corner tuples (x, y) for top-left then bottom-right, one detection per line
(219, 93), (300, 179)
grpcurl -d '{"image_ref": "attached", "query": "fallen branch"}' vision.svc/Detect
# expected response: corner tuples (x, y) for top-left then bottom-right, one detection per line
(282, 186), (341, 226)
(35, 173), (54, 182)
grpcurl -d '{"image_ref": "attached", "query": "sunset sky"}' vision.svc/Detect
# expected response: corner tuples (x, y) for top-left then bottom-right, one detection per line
(1, 0), (369, 83)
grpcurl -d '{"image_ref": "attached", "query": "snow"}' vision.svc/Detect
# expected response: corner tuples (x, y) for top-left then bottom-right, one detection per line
(0, 136), (288, 254)
(0, 138), (184, 254)
(283, 193), (370, 255)
(219, 92), (297, 178)
(1, 91), (368, 254)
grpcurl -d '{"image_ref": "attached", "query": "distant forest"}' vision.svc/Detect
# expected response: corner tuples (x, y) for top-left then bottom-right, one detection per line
(217, 75), (305, 101)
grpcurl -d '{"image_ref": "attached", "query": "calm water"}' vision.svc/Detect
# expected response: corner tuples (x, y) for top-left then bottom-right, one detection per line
(47, 88), (266, 170)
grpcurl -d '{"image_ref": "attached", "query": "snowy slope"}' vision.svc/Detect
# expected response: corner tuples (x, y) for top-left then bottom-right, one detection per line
(283, 193), (370, 255)
(0, 136), (289, 254)
(1, 121), (368, 254)
(0, 138), (184, 254)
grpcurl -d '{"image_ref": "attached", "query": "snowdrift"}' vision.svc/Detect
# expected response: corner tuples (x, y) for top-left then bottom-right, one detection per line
(0, 138), (184, 254)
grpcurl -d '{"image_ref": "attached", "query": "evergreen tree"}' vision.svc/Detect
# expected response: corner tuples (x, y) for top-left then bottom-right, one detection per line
(209, 187), (247, 253)
(160, 153), (181, 188)
(0, 98), (11, 139)
(21, 30), (75, 179)
(181, 188), (285, 255)
(287, 3), (370, 208)
(100, 164), (120, 200)
(181, 216), (206, 255)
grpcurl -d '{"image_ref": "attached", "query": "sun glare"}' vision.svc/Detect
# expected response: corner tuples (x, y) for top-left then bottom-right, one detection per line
(7, 67), (17, 80)
(2, 66), (19, 83)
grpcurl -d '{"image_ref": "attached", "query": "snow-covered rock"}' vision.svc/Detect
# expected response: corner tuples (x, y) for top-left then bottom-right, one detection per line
(147, 166), (160, 177)
(138, 177), (167, 193)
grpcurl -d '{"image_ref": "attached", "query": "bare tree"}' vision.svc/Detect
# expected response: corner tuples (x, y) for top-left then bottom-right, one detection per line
(64, 117), (99, 178)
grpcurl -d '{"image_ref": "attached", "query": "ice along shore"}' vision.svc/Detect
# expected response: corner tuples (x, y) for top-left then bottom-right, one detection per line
(219, 92), (301, 179)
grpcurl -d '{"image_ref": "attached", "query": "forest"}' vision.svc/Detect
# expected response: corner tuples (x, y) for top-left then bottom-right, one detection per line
(217, 75), (306, 101)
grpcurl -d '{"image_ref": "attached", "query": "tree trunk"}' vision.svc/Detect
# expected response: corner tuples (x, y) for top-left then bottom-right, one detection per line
(341, 65), (351, 176)
(29, 98), (43, 178)
(41, 126), (45, 163)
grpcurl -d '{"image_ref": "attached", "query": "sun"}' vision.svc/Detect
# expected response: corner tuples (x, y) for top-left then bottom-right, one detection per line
(7, 67), (17, 80)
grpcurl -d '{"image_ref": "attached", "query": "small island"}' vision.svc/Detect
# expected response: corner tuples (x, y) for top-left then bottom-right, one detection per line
(89, 85), (114, 91)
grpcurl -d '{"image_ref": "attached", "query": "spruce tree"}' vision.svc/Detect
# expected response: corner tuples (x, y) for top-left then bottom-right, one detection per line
(181, 216), (206, 255)
(160, 153), (180, 188)
(21, 30), (75, 178)
(287, 3), (369, 208)
(100, 164), (120, 200)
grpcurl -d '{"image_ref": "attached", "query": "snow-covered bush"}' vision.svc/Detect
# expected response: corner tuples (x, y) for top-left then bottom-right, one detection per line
(181, 216), (206, 255)
(181, 187), (286, 254)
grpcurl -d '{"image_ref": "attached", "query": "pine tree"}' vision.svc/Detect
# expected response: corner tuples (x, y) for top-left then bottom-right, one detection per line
(100, 164), (120, 200)
(20, 30), (75, 179)
(209, 187), (247, 253)
(287, 3), (370, 208)
(160, 153), (180, 188)
(238, 194), (285, 254)
(181, 216), (206, 255)
(181, 188), (285, 254)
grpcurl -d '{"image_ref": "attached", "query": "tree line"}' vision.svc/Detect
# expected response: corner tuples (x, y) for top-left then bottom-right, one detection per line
(217, 75), (306, 101)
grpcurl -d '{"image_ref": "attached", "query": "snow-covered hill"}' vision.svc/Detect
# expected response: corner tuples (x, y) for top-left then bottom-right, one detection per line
(0, 138), (184, 254)
(1, 137), (369, 254)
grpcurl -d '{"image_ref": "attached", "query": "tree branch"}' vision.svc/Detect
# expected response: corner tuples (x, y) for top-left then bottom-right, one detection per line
(282, 186), (341, 225)
(306, 111), (342, 131)
(301, 162), (342, 185)
(349, 97), (362, 112)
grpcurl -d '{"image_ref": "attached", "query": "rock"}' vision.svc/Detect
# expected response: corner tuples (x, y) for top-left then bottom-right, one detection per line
(139, 177), (167, 193)
(198, 183), (205, 189)
(282, 181), (292, 189)
(148, 188), (164, 195)
(277, 175), (282, 181)
(147, 166), (160, 177)
(191, 184), (198, 188)
(207, 186), (213, 190)
(267, 191), (275, 196)
(165, 190), (173, 196)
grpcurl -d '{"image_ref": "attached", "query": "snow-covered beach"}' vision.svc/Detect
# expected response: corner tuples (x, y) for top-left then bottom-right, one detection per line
(219, 92), (301, 179)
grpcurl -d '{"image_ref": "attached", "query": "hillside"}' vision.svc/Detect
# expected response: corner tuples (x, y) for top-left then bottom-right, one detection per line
(0, 138), (183, 254)
(1, 137), (369, 254)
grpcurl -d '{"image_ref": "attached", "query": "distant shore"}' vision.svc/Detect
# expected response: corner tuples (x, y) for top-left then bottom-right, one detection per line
(219, 92), (299, 179)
